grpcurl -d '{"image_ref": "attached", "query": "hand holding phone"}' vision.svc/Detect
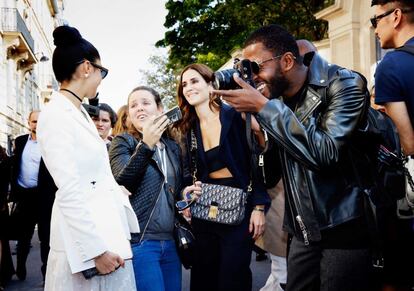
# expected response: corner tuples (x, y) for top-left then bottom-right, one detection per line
(154, 106), (182, 126)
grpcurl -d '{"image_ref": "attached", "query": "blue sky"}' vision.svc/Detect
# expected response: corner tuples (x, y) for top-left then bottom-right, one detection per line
(64, 0), (168, 111)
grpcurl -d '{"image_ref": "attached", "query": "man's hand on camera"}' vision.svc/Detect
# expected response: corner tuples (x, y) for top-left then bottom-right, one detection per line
(212, 74), (268, 113)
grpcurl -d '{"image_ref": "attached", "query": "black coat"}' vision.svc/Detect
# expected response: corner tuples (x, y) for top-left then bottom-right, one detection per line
(109, 133), (184, 243)
(10, 134), (56, 206)
(257, 53), (370, 243)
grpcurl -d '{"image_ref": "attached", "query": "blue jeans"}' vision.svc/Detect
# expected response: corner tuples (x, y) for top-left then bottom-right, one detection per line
(132, 240), (181, 291)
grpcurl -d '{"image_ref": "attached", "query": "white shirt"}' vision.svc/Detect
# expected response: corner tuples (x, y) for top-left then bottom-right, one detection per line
(17, 135), (41, 188)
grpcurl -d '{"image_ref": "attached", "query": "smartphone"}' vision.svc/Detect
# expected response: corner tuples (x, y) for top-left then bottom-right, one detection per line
(154, 105), (182, 126)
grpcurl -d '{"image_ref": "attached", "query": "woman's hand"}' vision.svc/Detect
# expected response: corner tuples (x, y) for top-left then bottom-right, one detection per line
(180, 181), (202, 221)
(142, 115), (170, 149)
(182, 181), (202, 200)
(249, 208), (266, 240)
(182, 208), (192, 221)
(94, 251), (125, 275)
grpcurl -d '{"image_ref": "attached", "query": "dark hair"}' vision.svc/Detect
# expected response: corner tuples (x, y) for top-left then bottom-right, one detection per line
(52, 25), (100, 82)
(112, 105), (129, 136)
(98, 103), (117, 127)
(244, 24), (301, 63)
(0, 145), (7, 162)
(174, 63), (219, 135)
(127, 86), (163, 138)
(371, 0), (414, 23)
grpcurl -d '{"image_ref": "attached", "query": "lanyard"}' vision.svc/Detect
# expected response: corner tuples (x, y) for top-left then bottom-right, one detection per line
(156, 144), (167, 184)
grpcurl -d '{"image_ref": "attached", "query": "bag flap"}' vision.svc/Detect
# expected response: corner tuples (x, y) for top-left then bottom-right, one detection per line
(194, 183), (246, 211)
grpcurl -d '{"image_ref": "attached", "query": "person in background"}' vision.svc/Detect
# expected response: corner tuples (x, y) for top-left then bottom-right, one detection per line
(372, 1), (414, 289)
(109, 86), (201, 291)
(0, 145), (14, 290)
(37, 25), (138, 291)
(10, 110), (57, 282)
(258, 180), (288, 291)
(175, 63), (270, 291)
(92, 103), (117, 149)
(112, 105), (130, 137)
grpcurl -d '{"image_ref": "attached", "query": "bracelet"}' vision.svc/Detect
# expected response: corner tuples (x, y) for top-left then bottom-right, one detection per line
(253, 207), (265, 212)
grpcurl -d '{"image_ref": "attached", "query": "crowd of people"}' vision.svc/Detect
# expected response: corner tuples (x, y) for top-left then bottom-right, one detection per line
(0, 0), (414, 290)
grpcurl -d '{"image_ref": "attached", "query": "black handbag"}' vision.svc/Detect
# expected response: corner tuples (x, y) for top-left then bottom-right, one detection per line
(189, 129), (251, 225)
(173, 211), (195, 269)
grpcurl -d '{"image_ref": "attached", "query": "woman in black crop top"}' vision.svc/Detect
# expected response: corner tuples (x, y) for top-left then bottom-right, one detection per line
(174, 63), (270, 291)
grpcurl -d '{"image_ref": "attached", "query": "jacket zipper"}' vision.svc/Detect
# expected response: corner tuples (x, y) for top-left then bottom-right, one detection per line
(286, 157), (310, 245)
(138, 157), (165, 244)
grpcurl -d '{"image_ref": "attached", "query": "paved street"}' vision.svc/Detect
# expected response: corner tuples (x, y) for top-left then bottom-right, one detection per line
(4, 231), (271, 291)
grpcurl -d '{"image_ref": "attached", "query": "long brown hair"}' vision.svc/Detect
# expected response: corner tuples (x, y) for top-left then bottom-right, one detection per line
(173, 63), (220, 135)
(112, 104), (129, 136)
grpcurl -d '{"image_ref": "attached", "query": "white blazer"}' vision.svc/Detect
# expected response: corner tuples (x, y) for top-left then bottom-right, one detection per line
(37, 91), (139, 274)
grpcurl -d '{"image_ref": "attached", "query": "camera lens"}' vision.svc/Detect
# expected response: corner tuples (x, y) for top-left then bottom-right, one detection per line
(213, 69), (240, 90)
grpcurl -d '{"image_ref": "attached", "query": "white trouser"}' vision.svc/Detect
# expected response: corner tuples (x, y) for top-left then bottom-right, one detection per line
(260, 254), (287, 291)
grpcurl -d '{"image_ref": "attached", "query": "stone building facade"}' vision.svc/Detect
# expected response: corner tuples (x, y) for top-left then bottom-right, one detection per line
(0, 0), (64, 152)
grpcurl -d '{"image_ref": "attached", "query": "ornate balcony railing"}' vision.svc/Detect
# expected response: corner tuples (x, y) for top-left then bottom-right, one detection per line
(1, 8), (35, 53)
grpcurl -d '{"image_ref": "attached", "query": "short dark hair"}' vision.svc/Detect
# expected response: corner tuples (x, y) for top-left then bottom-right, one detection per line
(128, 86), (163, 108)
(244, 24), (301, 63)
(52, 25), (100, 82)
(98, 103), (117, 127)
(371, 0), (414, 23)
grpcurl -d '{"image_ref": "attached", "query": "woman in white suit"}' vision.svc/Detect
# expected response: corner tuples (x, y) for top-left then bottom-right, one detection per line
(37, 26), (139, 291)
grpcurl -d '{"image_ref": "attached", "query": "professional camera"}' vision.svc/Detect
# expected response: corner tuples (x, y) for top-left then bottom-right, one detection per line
(213, 58), (256, 90)
(82, 95), (100, 118)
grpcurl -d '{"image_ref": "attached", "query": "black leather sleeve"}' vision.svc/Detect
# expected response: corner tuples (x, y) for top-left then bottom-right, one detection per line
(109, 134), (155, 193)
(257, 72), (367, 171)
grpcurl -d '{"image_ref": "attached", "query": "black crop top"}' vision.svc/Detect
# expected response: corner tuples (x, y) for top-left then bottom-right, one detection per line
(205, 146), (226, 173)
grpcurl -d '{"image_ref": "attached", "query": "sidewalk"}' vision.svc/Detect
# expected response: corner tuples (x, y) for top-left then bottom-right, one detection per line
(4, 231), (271, 291)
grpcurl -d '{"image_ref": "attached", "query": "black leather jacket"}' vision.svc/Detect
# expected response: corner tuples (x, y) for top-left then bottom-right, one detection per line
(109, 133), (183, 243)
(257, 54), (370, 243)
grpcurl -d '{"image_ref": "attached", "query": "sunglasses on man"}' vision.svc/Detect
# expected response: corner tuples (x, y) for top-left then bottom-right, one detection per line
(370, 8), (414, 28)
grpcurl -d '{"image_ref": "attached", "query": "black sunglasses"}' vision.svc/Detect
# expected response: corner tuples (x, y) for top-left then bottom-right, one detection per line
(90, 62), (109, 79)
(249, 54), (288, 74)
(76, 59), (109, 79)
(370, 8), (414, 28)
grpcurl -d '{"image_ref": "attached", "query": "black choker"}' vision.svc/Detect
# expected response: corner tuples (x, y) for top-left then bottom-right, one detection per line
(60, 88), (83, 103)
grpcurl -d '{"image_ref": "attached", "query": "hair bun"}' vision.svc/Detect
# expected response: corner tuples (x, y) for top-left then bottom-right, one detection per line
(53, 25), (83, 47)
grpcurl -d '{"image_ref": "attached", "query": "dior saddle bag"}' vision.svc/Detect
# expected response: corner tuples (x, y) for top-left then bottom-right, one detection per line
(190, 183), (247, 225)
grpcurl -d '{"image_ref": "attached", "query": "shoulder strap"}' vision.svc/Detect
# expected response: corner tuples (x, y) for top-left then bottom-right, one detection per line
(395, 44), (414, 55)
(190, 129), (198, 184)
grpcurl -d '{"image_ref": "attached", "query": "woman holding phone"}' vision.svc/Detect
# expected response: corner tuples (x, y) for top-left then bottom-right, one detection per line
(37, 25), (139, 291)
(109, 86), (201, 291)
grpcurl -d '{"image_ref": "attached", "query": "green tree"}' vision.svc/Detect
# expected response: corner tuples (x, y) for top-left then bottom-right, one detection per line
(139, 52), (178, 109)
(156, 0), (328, 71)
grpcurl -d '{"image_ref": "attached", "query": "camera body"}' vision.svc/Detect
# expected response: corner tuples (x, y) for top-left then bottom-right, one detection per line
(213, 59), (256, 90)
(82, 96), (100, 118)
